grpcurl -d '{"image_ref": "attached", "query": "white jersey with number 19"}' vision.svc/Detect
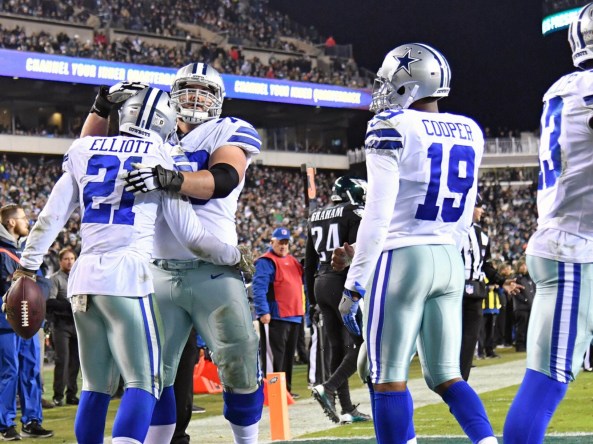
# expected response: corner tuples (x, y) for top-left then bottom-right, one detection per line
(345, 108), (484, 291)
(527, 70), (593, 263)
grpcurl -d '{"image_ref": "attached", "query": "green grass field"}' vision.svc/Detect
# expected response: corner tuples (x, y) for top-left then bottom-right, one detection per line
(34, 348), (593, 443)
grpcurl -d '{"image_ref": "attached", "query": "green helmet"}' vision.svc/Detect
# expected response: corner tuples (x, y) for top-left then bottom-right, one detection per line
(331, 176), (367, 205)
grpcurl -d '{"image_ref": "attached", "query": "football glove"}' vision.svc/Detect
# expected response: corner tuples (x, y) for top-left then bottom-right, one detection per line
(309, 304), (321, 326)
(236, 245), (255, 278)
(124, 163), (184, 194)
(106, 81), (149, 103)
(90, 82), (148, 118)
(339, 289), (362, 336)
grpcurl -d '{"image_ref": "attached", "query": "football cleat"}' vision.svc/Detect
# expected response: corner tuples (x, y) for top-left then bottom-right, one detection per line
(340, 405), (371, 424)
(311, 384), (339, 423)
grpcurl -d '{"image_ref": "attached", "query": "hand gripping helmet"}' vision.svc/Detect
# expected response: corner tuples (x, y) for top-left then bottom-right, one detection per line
(569, 3), (593, 69)
(119, 87), (177, 142)
(170, 63), (225, 125)
(331, 176), (367, 205)
(370, 43), (451, 113)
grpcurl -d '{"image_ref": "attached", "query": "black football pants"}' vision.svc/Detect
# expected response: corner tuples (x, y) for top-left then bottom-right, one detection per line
(315, 273), (363, 413)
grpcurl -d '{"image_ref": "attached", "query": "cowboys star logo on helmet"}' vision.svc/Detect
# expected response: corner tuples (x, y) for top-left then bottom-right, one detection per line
(394, 49), (421, 76)
(370, 43), (451, 113)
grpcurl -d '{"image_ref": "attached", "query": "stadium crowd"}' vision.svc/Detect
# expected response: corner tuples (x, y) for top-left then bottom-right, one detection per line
(1, 0), (320, 49)
(0, 24), (364, 86)
(0, 0), (370, 87)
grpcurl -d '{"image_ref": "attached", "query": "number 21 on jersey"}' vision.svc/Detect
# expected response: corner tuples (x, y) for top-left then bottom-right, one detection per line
(82, 154), (141, 225)
(415, 143), (475, 222)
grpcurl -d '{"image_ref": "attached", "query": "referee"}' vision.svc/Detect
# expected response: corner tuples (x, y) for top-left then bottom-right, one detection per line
(460, 195), (521, 380)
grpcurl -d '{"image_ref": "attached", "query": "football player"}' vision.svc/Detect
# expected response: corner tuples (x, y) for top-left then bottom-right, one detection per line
(122, 64), (263, 444)
(503, 4), (593, 442)
(340, 44), (497, 444)
(15, 88), (243, 444)
(306, 176), (371, 424)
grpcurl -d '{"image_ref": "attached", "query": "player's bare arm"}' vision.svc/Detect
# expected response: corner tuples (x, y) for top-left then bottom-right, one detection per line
(179, 144), (247, 199)
(81, 112), (109, 137)
(125, 145), (247, 198)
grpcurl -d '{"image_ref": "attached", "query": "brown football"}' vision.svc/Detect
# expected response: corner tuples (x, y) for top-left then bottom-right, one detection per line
(5, 276), (45, 339)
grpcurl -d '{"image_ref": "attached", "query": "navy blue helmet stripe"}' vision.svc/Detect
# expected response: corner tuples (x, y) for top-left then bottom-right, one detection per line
(577, 6), (589, 49)
(191, 63), (198, 74)
(414, 42), (447, 88)
(202, 64), (208, 75)
(136, 88), (153, 126)
(144, 90), (163, 129)
(569, 23), (576, 51)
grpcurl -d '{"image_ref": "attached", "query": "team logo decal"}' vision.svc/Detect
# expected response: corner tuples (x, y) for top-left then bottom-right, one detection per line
(394, 49), (421, 76)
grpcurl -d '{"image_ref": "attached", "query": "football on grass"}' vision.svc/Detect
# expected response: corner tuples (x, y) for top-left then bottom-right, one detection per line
(4, 276), (45, 339)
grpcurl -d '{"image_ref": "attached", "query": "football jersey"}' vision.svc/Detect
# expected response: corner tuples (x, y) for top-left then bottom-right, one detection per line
(345, 108), (484, 291)
(306, 202), (364, 274)
(153, 116), (261, 259)
(21, 135), (238, 296)
(527, 70), (593, 263)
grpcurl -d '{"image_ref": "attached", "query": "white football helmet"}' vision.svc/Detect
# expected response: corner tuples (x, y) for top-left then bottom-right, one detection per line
(569, 3), (593, 69)
(119, 87), (177, 142)
(170, 63), (225, 125)
(370, 43), (451, 113)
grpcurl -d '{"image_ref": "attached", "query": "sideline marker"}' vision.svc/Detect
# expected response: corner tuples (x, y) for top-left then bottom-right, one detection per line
(266, 372), (291, 441)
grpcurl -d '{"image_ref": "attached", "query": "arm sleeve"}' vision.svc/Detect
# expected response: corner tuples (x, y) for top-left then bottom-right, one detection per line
(482, 239), (505, 286)
(252, 258), (274, 317)
(345, 152), (400, 291)
(161, 192), (240, 266)
(20, 173), (79, 270)
(304, 229), (318, 305)
(347, 206), (363, 244)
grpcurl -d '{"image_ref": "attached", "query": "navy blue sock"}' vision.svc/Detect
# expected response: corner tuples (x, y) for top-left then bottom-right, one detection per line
(112, 388), (156, 441)
(503, 369), (568, 444)
(441, 380), (493, 443)
(150, 386), (176, 425)
(74, 391), (110, 444)
(223, 385), (264, 426)
(374, 391), (411, 444)
(406, 387), (416, 441)
(367, 380), (378, 436)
